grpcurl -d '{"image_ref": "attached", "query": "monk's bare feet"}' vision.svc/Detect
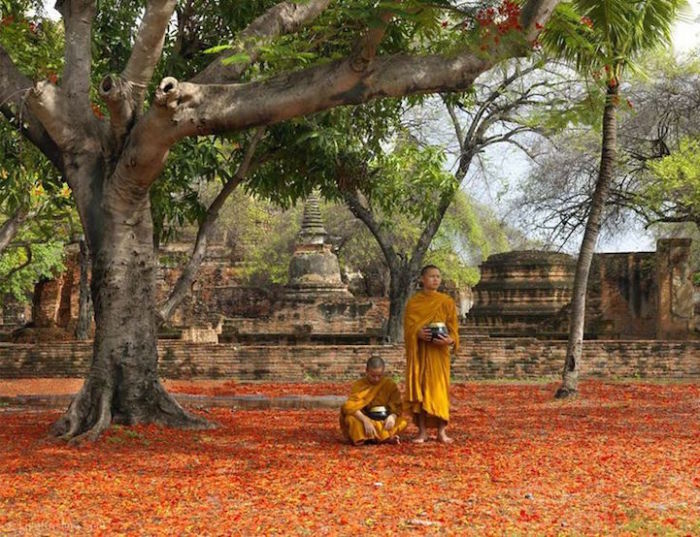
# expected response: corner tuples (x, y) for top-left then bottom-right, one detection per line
(412, 434), (428, 444)
(437, 432), (454, 444)
(386, 436), (400, 445)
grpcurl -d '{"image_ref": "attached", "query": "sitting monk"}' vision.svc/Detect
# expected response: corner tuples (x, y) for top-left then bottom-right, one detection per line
(340, 356), (408, 445)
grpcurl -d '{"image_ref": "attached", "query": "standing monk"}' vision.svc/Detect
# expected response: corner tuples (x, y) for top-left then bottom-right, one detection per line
(340, 356), (408, 445)
(404, 265), (459, 443)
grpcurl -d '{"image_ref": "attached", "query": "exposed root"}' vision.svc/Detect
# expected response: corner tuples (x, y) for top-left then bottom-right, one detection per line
(152, 382), (216, 430)
(50, 379), (215, 444)
(50, 382), (114, 442)
(554, 386), (578, 399)
(66, 389), (112, 445)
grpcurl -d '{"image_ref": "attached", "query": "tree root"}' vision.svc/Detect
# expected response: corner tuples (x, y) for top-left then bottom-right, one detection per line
(554, 386), (578, 399)
(49, 379), (214, 443)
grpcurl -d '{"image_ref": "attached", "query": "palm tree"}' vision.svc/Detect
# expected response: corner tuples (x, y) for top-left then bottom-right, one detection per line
(542, 0), (687, 398)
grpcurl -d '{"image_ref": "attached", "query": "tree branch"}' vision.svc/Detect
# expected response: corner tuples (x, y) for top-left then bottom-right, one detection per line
(157, 127), (266, 324)
(116, 0), (560, 193)
(0, 45), (65, 171)
(0, 242), (32, 283)
(56, 0), (95, 118)
(340, 187), (400, 274)
(123, 0), (178, 111)
(350, 8), (396, 72)
(0, 208), (27, 256)
(26, 81), (78, 152)
(193, 0), (332, 84)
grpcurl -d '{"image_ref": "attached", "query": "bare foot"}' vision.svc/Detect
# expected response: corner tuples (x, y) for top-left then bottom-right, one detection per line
(411, 435), (428, 444)
(385, 436), (400, 445)
(437, 433), (454, 444)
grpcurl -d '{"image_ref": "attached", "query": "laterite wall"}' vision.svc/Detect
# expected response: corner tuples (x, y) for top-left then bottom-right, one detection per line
(0, 338), (697, 380)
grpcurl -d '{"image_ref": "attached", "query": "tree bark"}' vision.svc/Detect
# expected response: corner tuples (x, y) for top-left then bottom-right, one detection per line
(385, 266), (413, 343)
(555, 84), (618, 399)
(75, 237), (92, 340)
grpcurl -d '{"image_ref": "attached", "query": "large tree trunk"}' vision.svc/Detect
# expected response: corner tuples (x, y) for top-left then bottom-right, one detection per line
(555, 84), (618, 399)
(50, 189), (211, 441)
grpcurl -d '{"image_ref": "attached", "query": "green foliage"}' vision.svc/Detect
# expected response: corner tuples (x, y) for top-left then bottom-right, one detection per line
(370, 140), (458, 224)
(644, 137), (700, 221)
(542, 0), (686, 87)
(0, 237), (65, 300)
(0, 6), (63, 80)
(0, 7), (76, 299)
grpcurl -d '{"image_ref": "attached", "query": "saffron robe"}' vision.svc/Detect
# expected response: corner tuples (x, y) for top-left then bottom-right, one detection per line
(403, 290), (459, 426)
(340, 376), (408, 444)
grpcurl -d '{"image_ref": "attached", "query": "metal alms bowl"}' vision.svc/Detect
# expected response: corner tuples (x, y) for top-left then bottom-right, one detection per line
(427, 322), (448, 340)
(364, 406), (390, 420)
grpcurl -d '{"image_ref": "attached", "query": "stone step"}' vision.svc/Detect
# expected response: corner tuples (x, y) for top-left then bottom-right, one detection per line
(0, 393), (347, 411)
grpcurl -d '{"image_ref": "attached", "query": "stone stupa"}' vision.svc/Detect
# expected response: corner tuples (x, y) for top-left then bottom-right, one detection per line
(284, 192), (352, 300)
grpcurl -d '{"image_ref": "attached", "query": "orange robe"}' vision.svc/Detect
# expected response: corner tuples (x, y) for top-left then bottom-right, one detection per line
(339, 376), (408, 444)
(404, 290), (459, 426)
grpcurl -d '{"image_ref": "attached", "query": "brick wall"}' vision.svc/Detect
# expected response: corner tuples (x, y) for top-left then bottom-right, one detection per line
(0, 339), (697, 381)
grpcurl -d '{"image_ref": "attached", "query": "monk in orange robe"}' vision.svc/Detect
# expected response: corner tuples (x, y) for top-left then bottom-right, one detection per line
(404, 265), (459, 443)
(340, 356), (408, 445)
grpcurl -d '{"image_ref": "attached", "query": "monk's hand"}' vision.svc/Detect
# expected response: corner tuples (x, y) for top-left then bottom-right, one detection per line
(418, 327), (433, 342)
(433, 334), (454, 347)
(362, 417), (378, 438)
(384, 414), (396, 431)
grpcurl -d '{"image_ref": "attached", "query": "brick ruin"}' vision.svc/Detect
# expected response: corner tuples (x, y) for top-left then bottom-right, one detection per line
(466, 238), (698, 339)
(1, 208), (697, 343)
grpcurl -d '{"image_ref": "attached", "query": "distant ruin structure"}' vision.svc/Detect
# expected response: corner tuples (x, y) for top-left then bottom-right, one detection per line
(466, 250), (575, 335)
(466, 239), (698, 340)
(284, 193), (352, 300)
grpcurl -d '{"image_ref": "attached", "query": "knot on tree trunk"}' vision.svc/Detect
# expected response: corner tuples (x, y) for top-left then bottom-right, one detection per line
(154, 77), (201, 111)
(99, 74), (131, 102)
(155, 77), (182, 109)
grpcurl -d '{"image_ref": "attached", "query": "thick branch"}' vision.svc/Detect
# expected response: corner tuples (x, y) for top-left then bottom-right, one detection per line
(157, 127), (265, 324)
(341, 188), (400, 274)
(56, 0), (95, 117)
(350, 9), (395, 72)
(118, 0), (560, 192)
(26, 81), (78, 152)
(193, 0), (331, 84)
(520, 0), (559, 42)
(123, 0), (178, 110)
(98, 75), (135, 147)
(0, 46), (64, 171)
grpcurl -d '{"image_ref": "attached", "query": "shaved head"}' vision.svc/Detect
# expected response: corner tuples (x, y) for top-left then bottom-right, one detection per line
(366, 355), (385, 371)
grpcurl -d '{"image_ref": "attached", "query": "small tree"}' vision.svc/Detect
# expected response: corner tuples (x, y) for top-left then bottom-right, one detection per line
(541, 0), (687, 398)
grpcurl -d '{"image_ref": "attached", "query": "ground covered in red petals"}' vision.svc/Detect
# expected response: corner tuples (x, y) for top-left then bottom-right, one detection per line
(1, 381), (698, 536)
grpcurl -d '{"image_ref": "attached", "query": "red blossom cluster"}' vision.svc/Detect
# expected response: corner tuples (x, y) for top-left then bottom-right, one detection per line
(474, 1), (522, 50)
(580, 16), (594, 29)
(91, 103), (104, 119)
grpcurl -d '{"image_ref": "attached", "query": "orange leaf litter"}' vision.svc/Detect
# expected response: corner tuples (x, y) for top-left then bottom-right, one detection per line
(1, 381), (698, 536)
